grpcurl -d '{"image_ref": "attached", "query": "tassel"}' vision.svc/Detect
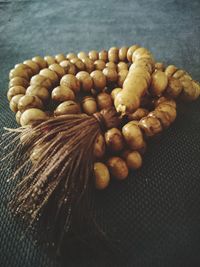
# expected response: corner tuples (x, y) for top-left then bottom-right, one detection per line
(3, 108), (120, 250)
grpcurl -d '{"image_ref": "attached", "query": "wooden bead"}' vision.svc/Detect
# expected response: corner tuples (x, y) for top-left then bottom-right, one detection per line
(139, 116), (162, 136)
(166, 77), (182, 98)
(49, 63), (66, 78)
(18, 95), (43, 112)
(93, 134), (106, 158)
(76, 71), (93, 92)
(77, 51), (88, 60)
(173, 69), (186, 79)
(32, 56), (47, 69)
(14, 64), (34, 77)
(123, 151), (142, 170)
(70, 57), (85, 71)
(155, 62), (165, 71)
(122, 121), (145, 150)
(82, 96), (97, 115)
(181, 79), (197, 101)
(165, 65), (178, 77)
(81, 57), (94, 73)
(103, 67), (118, 83)
(96, 92), (113, 110)
(111, 88), (122, 100)
(60, 60), (76, 75)
(30, 74), (52, 89)
(89, 50), (99, 61)
(132, 47), (153, 62)
(119, 47), (128, 61)
(105, 128), (124, 152)
(10, 94), (24, 112)
(90, 70), (106, 91)
(9, 77), (29, 88)
(108, 47), (119, 63)
(105, 62), (117, 70)
(44, 55), (56, 66)
(94, 60), (106, 71)
(127, 45), (140, 62)
(66, 53), (77, 61)
(55, 54), (66, 63)
(7, 86), (26, 101)
(60, 74), (80, 93)
(51, 86), (75, 102)
(54, 101), (81, 116)
(99, 50), (108, 62)
(128, 108), (149, 121)
(117, 62), (128, 72)
(23, 60), (40, 74)
(39, 68), (59, 85)
(26, 85), (49, 102)
(9, 68), (29, 80)
(107, 156), (128, 180)
(94, 162), (110, 190)
(150, 71), (168, 96)
(20, 108), (47, 126)
(16, 111), (22, 125)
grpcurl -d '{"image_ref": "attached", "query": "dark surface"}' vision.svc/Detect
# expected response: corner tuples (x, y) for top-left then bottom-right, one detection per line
(0, 0), (200, 266)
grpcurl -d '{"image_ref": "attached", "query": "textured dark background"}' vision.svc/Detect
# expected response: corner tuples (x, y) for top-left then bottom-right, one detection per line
(0, 0), (200, 266)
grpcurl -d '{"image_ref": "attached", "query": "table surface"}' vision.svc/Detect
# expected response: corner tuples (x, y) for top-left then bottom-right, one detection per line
(0, 1), (200, 267)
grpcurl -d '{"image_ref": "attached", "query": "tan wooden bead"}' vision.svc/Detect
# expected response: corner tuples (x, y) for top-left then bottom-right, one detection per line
(150, 70), (168, 96)
(111, 88), (122, 100)
(60, 74), (80, 93)
(14, 64), (33, 77)
(128, 108), (149, 121)
(9, 68), (30, 80)
(9, 77), (29, 88)
(54, 100), (80, 116)
(94, 60), (106, 71)
(94, 162), (110, 190)
(165, 65), (178, 77)
(105, 128), (124, 152)
(191, 81), (200, 100)
(44, 55), (56, 66)
(99, 50), (108, 62)
(108, 47), (119, 63)
(39, 68), (59, 85)
(55, 54), (66, 63)
(96, 92), (113, 110)
(66, 53), (77, 60)
(107, 156), (128, 180)
(90, 70), (106, 91)
(32, 56), (47, 69)
(155, 62), (165, 71)
(127, 45), (140, 62)
(9, 94), (25, 112)
(117, 62), (128, 72)
(16, 111), (22, 125)
(26, 85), (50, 102)
(156, 104), (177, 125)
(117, 69), (128, 87)
(51, 86), (75, 102)
(18, 95), (43, 112)
(77, 51), (88, 60)
(105, 62), (117, 70)
(20, 108), (47, 126)
(122, 121), (145, 150)
(30, 74), (52, 89)
(139, 116), (162, 136)
(94, 134), (106, 158)
(76, 71), (93, 92)
(103, 67), (118, 83)
(166, 77), (183, 98)
(132, 47), (153, 62)
(60, 60), (76, 75)
(7, 86), (26, 101)
(88, 50), (99, 61)
(173, 69), (186, 79)
(23, 60), (40, 74)
(82, 96), (97, 115)
(70, 57), (85, 71)
(123, 151), (142, 170)
(181, 79), (197, 101)
(154, 97), (176, 108)
(49, 63), (66, 78)
(119, 47), (128, 61)
(81, 57), (94, 73)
